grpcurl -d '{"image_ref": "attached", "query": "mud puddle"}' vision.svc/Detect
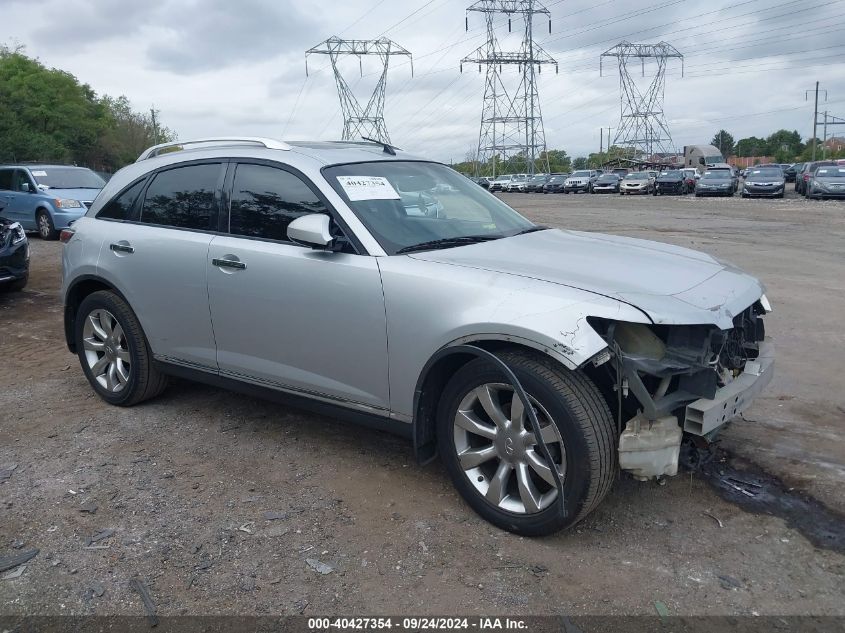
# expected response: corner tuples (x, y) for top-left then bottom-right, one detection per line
(696, 448), (845, 553)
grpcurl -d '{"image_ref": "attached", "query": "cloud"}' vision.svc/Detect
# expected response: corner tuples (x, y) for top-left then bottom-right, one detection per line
(145, 0), (317, 74)
(27, 0), (167, 48)
(3, 0), (844, 162)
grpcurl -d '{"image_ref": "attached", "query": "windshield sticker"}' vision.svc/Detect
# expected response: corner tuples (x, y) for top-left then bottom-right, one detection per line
(336, 176), (400, 201)
(31, 170), (47, 177)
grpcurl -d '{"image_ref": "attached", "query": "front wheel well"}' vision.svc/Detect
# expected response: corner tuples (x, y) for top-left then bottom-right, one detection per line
(64, 277), (124, 352)
(413, 341), (576, 463)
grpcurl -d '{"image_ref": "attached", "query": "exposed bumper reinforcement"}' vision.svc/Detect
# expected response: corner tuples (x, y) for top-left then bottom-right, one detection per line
(684, 340), (774, 436)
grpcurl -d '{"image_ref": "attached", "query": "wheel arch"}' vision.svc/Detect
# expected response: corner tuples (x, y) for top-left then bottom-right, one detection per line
(412, 337), (580, 464)
(64, 275), (131, 353)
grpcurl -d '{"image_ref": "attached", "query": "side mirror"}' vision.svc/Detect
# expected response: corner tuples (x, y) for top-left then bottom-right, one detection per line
(698, 157), (705, 165)
(20, 182), (31, 192)
(287, 214), (332, 249)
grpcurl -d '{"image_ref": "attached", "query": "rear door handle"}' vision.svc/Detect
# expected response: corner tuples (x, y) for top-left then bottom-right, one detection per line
(212, 257), (246, 270)
(109, 242), (134, 254)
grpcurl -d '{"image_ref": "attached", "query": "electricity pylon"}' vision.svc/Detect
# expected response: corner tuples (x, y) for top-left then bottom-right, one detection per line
(306, 36), (412, 144)
(600, 41), (683, 163)
(462, 0), (557, 177)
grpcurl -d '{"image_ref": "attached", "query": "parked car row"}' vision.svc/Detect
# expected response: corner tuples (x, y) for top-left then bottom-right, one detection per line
(796, 160), (845, 198)
(473, 160), (845, 201)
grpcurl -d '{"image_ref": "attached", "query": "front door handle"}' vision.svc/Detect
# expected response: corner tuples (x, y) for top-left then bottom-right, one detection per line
(212, 257), (246, 270)
(110, 242), (134, 254)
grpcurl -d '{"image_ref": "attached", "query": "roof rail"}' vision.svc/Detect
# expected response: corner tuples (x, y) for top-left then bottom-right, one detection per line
(136, 137), (291, 162)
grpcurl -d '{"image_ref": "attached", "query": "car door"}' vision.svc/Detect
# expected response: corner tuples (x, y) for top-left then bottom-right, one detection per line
(97, 161), (223, 370)
(0, 169), (13, 217)
(7, 170), (39, 228)
(206, 161), (390, 412)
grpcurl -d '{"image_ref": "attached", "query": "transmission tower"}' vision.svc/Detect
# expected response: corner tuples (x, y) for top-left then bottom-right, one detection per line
(306, 36), (412, 144)
(462, 0), (557, 177)
(600, 41), (683, 164)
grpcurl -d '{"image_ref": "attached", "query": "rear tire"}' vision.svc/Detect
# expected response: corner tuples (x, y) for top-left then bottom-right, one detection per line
(75, 290), (168, 406)
(436, 352), (616, 536)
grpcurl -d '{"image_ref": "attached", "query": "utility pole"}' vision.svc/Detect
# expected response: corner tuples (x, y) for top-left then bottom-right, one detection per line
(306, 37), (412, 143)
(150, 107), (158, 145)
(462, 0), (557, 176)
(823, 111), (828, 159)
(601, 42), (683, 165)
(599, 128), (603, 154)
(805, 82), (828, 161)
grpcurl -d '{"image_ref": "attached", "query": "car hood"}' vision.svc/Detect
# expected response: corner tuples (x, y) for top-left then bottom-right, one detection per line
(409, 229), (763, 329)
(656, 177), (683, 182)
(41, 187), (102, 201)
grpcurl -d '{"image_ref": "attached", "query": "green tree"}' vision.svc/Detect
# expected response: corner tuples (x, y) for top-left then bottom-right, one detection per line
(572, 156), (587, 170)
(0, 45), (176, 171)
(764, 129), (803, 160)
(734, 136), (766, 157)
(711, 130), (735, 156)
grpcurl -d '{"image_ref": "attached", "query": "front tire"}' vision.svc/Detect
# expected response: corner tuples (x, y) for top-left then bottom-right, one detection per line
(436, 352), (616, 536)
(75, 290), (168, 406)
(36, 210), (59, 240)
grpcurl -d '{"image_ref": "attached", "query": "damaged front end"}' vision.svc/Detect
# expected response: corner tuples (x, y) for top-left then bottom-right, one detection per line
(587, 298), (774, 480)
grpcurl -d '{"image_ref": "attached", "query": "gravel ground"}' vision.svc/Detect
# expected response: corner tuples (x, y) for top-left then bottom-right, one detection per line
(1, 189), (843, 618)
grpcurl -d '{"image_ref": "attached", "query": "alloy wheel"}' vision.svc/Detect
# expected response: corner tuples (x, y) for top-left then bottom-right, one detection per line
(453, 383), (565, 514)
(38, 213), (51, 239)
(82, 308), (131, 393)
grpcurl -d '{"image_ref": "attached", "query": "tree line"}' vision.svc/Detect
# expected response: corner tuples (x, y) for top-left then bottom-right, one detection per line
(710, 129), (843, 162)
(0, 45), (176, 173)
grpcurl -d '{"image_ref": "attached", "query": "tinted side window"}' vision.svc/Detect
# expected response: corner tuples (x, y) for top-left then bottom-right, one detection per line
(0, 169), (13, 191)
(141, 164), (220, 230)
(12, 170), (34, 192)
(97, 179), (146, 220)
(229, 164), (328, 241)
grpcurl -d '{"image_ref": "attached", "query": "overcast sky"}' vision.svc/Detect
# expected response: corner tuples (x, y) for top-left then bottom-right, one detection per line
(3, 0), (845, 163)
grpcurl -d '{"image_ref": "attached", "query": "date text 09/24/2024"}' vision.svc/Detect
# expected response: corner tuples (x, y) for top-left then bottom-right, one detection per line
(308, 618), (529, 630)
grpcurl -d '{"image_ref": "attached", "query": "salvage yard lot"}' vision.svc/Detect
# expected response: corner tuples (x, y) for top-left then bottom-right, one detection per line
(1, 191), (844, 616)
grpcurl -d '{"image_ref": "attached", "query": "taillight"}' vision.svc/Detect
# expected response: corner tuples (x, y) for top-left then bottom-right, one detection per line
(60, 228), (75, 243)
(803, 174), (810, 181)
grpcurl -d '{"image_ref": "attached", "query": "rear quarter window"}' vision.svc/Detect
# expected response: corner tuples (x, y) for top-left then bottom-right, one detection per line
(96, 180), (146, 221)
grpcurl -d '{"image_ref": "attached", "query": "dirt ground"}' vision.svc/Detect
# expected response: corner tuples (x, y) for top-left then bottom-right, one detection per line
(1, 189), (844, 618)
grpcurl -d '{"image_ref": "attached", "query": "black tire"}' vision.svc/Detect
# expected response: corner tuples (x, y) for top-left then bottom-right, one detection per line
(36, 209), (59, 240)
(436, 351), (616, 536)
(75, 290), (168, 406)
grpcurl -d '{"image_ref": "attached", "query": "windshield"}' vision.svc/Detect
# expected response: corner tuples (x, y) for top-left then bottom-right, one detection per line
(747, 169), (783, 179)
(30, 167), (105, 189)
(660, 171), (682, 178)
(704, 155), (723, 164)
(324, 161), (536, 255)
(702, 171), (730, 180)
(530, 175), (546, 182)
(625, 172), (648, 180)
(596, 175), (617, 182)
(815, 167), (845, 178)
(548, 176), (563, 183)
(570, 171), (591, 178)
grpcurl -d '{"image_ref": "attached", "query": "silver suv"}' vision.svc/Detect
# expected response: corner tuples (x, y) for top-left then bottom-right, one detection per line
(62, 137), (774, 535)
